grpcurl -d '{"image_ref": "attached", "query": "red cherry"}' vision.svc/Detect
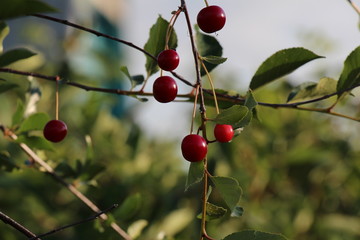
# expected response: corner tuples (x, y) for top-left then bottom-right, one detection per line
(153, 76), (178, 103)
(181, 134), (208, 162)
(197, 5), (226, 33)
(214, 124), (234, 143)
(157, 49), (180, 71)
(43, 120), (67, 143)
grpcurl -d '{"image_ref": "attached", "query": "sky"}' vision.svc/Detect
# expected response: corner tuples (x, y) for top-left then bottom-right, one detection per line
(118, 0), (360, 139)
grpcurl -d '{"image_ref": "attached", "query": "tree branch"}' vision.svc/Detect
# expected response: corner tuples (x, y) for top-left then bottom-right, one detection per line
(0, 126), (132, 240)
(0, 210), (41, 239)
(346, 0), (360, 15)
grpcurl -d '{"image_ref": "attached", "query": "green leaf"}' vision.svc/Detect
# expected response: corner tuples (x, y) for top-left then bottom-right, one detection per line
(120, 66), (144, 89)
(12, 99), (25, 127)
(337, 45), (360, 96)
(197, 202), (227, 221)
(144, 16), (177, 76)
(233, 90), (258, 128)
(15, 135), (54, 151)
(114, 193), (142, 221)
(223, 230), (288, 240)
(0, 48), (37, 68)
(250, 47), (324, 90)
(210, 176), (242, 211)
(0, 0), (57, 20)
(17, 112), (50, 133)
(79, 161), (106, 181)
(0, 21), (10, 53)
(202, 55), (227, 65)
(0, 152), (19, 172)
(55, 162), (77, 179)
(196, 26), (223, 76)
(185, 161), (204, 191)
(287, 77), (337, 102)
(214, 105), (249, 125)
(0, 81), (18, 94)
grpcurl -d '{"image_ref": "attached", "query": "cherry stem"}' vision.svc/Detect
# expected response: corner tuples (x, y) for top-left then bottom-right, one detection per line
(200, 59), (220, 114)
(55, 76), (60, 120)
(190, 84), (200, 134)
(346, 0), (360, 15)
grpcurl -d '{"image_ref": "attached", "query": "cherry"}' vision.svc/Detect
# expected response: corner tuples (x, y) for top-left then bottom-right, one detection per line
(181, 134), (208, 162)
(43, 120), (67, 143)
(214, 124), (234, 143)
(153, 76), (178, 103)
(197, 5), (226, 33)
(157, 49), (180, 71)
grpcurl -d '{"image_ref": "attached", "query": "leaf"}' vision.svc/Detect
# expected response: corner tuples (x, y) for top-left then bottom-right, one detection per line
(337, 45), (360, 96)
(0, 21), (10, 53)
(15, 135), (54, 151)
(120, 66), (144, 89)
(17, 112), (50, 133)
(185, 161), (204, 191)
(128, 219), (148, 239)
(197, 202), (228, 221)
(234, 90), (258, 128)
(250, 47), (324, 90)
(202, 55), (227, 65)
(287, 77), (337, 102)
(210, 176), (242, 211)
(55, 162), (77, 179)
(0, 48), (37, 68)
(79, 162), (106, 181)
(114, 193), (142, 221)
(196, 26), (223, 76)
(0, 0), (57, 20)
(144, 16), (177, 76)
(12, 100), (25, 127)
(0, 82), (18, 94)
(223, 230), (288, 240)
(0, 152), (19, 172)
(214, 105), (249, 125)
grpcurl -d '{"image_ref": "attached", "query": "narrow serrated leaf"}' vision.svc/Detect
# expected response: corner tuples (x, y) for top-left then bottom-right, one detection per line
(337, 45), (360, 96)
(210, 176), (242, 212)
(17, 112), (49, 133)
(185, 161), (204, 191)
(196, 26), (223, 76)
(144, 16), (177, 76)
(223, 230), (288, 240)
(287, 77), (337, 102)
(214, 105), (249, 125)
(250, 47), (324, 90)
(202, 55), (227, 65)
(0, 0), (57, 20)
(0, 48), (37, 67)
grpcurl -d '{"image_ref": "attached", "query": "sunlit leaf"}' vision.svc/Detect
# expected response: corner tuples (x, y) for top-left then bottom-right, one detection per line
(250, 47), (324, 90)
(128, 219), (148, 239)
(210, 176), (242, 211)
(144, 16), (177, 76)
(15, 135), (54, 151)
(337, 45), (360, 96)
(0, 21), (10, 53)
(223, 230), (288, 240)
(0, 0), (57, 20)
(196, 26), (223, 76)
(0, 48), (37, 68)
(185, 161), (204, 191)
(214, 105), (249, 125)
(287, 77), (337, 102)
(17, 112), (49, 133)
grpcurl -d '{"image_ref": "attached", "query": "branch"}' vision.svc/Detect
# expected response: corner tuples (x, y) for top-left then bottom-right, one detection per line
(346, 0), (360, 15)
(29, 204), (118, 240)
(0, 125), (132, 240)
(0, 211), (41, 239)
(31, 14), (156, 61)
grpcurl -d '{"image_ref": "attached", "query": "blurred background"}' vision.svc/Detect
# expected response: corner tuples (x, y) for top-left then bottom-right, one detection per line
(0, 0), (359, 240)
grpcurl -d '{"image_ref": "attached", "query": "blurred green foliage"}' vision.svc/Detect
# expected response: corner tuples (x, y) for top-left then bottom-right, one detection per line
(0, 2), (359, 240)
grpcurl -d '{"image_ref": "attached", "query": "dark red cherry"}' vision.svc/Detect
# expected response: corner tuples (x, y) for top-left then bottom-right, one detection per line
(181, 134), (208, 162)
(157, 49), (180, 71)
(197, 5), (226, 33)
(153, 76), (178, 103)
(43, 120), (67, 143)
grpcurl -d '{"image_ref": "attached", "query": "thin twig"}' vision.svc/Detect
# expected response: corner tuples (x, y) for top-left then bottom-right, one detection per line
(29, 204), (119, 240)
(0, 211), (41, 239)
(346, 0), (360, 15)
(31, 14), (157, 61)
(0, 126), (132, 240)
